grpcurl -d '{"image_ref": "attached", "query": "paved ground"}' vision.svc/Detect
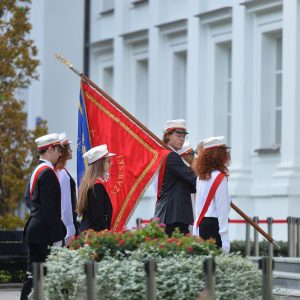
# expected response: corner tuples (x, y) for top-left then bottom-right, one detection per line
(0, 289), (20, 300)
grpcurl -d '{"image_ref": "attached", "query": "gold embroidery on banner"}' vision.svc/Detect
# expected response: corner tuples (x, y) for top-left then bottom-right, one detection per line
(111, 156), (125, 195)
(84, 91), (160, 230)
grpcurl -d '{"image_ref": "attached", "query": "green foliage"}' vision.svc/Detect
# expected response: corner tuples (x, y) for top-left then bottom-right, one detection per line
(43, 248), (261, 300)
(0, 270), (25, 283)
(0, 213), (28, 229)
(0, 0), (39, 97)
(0, 0), (48, 215)
(0, 271), (10, 283)
(69, 220), (220, 260)
(42, 223), (262, 299)
(230, 240), (288, 257)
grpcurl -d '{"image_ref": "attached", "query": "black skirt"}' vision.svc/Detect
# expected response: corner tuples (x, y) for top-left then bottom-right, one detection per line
(199, 217), (222, 248)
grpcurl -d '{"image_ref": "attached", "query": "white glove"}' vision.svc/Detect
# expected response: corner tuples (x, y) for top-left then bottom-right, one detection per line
(53, 240), (63, 247)
(222, 240), (230, 253)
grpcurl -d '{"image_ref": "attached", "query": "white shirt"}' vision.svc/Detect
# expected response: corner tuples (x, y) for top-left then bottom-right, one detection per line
(193, 170), (231, 253)
(57, 168), (76, 240)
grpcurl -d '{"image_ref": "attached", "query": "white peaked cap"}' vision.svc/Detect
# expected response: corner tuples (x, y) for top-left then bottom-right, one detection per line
(35, 133), (60, 150)
(178, 141), (194, 156)
(59, 132), (73, 146)
(163, 119), (188, 133)
(200, 136), (227, 149)
(83, 144), (116, 165)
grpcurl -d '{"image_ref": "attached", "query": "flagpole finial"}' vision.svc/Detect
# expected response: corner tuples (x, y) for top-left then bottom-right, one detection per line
(54, 53), (82, 76)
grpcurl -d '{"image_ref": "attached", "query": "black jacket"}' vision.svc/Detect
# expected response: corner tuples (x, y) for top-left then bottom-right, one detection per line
(154, 151), (196, 225)
(79, 183), (113, 232)
(23, 161), (66, 244)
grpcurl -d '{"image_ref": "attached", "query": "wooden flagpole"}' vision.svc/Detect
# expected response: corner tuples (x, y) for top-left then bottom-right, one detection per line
(230, 203), (280, 249)
(55, 53), (280, 249)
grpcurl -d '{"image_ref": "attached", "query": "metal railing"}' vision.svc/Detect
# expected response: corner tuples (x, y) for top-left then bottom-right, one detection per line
(229, 216), (300, 257)
(137, 217), (300, 257)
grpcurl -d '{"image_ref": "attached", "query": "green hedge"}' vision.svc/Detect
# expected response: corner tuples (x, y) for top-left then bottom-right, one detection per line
(230, 240), (288, 257)
(0, 270), (25, 283)
(41, 247), (261, 300)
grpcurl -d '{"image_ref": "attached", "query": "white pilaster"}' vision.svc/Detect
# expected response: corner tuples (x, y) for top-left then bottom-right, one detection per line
(229, 2), (252, 196)
(186, 0), (201, 145)
(147, 0), (163, 137)
(113, 0), (126, 106)
(272, 0), (300, 196)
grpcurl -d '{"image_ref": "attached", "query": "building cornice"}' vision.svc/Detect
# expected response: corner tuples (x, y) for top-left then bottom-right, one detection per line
(240, 0), (282, 14)
(155, 19), (187, 36)
(120, 29), (149, 44)
(195, 7), (232, 26)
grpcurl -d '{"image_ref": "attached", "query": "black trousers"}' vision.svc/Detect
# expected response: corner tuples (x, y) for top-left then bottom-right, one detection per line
(165, 222), (190, 236)
(199, 217), (222, 248)
(20, 243), (51, 300)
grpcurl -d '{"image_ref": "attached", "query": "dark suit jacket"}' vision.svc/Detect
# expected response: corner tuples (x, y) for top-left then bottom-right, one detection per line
(154, 151), (196, 225)
(23, 161), (66, 244)
(79, 183), (113, 232)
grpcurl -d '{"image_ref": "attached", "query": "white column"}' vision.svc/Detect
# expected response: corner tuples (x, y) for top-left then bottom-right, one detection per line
(113, 0), (126, 106)
(272, 0), (300, 195)
(148, 0), (164, 137)
(229, 3), (252, 196)
(186, 0), (201, 145)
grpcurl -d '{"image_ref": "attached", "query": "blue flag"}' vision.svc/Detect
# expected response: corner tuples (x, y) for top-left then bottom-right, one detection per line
(77, 86), (91, 186)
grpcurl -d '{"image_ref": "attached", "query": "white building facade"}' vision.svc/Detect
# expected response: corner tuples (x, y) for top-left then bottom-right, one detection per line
(27, 0), (300, 241)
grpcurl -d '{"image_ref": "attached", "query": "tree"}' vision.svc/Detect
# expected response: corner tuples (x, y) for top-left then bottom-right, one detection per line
(0, 0), (47, 218)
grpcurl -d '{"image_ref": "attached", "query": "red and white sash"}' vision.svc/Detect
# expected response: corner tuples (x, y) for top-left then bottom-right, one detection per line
(29, 162), (57, 200)
(192, 172), (225, 235)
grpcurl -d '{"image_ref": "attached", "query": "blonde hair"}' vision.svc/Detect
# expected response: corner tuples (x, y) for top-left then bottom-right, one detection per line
(77, 159), (105, 214)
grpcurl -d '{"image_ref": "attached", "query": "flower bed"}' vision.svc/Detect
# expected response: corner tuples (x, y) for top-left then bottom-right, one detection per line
(40, 221), (262, 299)
(69, 221), (220, 259)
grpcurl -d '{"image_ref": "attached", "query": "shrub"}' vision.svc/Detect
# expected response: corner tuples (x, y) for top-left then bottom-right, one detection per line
(0, 213), (27, 230)
(40, 222), (261, 299)
(230, 240), (288, 257)
(0, 270), (25, 283)
(69, 220), (220, 260)
(42, 248), (261, 300)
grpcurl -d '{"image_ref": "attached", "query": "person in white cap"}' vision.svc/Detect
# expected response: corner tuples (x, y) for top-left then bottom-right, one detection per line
(55, 133), (79, 246)
(21, 133), (67, 300)
(192, 136), (231, 253)
(77, 144), (115, 232)
(154, 119), (196, 236)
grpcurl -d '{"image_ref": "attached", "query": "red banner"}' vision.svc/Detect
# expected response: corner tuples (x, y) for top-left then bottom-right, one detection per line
(81, 80), (169, 231)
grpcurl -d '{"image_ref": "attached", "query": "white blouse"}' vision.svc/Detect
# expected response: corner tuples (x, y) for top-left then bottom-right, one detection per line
(193, 170), (231, 252)
(57, 168), (76, 240)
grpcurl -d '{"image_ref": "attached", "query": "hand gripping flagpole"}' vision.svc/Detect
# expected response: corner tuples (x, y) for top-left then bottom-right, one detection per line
(54, 53), (168, 150)
(54, 53), (280, 249)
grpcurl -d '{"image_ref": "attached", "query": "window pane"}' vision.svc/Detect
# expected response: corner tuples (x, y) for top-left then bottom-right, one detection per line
(276, 73), (282, 107)
(227, 81), (231, 112)
(275, 110), (282, 145)
(228, 47), (232, 78)
(276, 36), (282, 70)
(172, 51), (187, 118)
(103, 67), (114, 96)
(102, 0), (114, 11)
(227, 115), (231, 146)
